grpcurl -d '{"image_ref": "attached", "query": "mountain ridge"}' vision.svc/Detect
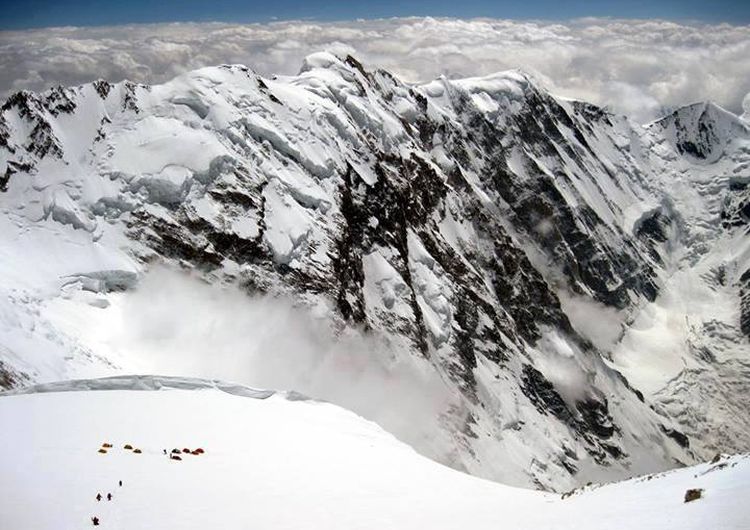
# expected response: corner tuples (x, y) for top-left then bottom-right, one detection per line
(0, 52), (748, 491)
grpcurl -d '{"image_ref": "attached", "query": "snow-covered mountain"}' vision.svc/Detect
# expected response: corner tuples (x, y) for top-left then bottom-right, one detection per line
(2, 375), (748, 530)
(1, 52), (749, 491)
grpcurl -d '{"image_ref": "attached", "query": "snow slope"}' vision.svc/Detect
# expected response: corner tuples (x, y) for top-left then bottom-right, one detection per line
(611, 102), (750, 457)
(1, 376), (748, 530)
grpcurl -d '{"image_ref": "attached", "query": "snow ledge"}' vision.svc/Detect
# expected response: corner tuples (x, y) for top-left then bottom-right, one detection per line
(0, 374), (311, 401)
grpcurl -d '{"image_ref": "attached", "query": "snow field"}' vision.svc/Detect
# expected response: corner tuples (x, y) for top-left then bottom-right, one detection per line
(1, 379), (748, 530)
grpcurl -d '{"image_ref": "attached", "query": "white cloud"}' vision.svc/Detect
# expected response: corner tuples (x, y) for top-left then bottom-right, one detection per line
(1, 17), (749, 121)
(100, 268), (460, 464)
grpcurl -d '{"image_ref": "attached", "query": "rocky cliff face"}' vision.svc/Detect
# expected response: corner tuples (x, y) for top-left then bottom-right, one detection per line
(1, 53), (748, 491)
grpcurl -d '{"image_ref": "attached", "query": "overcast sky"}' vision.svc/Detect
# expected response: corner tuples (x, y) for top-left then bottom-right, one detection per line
(1, 17), (749, 122)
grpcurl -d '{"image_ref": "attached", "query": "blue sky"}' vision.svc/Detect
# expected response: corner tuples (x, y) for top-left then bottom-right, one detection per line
(3, 0), (750, 29)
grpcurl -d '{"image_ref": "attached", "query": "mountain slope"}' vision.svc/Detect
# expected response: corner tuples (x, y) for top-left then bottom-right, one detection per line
(0, 53), (748, 490)
(2, 376), (749, 530)
(612, 101), (750, 458)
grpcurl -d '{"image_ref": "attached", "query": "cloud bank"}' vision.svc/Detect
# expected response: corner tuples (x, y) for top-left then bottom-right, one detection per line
(1, 17), (749, 122)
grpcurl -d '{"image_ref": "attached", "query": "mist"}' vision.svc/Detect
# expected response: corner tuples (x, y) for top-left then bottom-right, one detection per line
(103, 267), (461, 463)
(534, 330), (594, 408)
(557, 291), (625, 353)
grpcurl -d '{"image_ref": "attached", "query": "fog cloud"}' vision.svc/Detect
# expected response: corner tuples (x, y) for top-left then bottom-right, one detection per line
(535, 330), (593, 408)
(102, 268), (460, 462)
(558, 291), (625, 353)
(1, 17), (749, 122)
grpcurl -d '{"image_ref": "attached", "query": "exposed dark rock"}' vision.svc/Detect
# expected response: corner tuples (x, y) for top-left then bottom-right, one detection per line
(122, 81), (142, 113)
(576, 398), (615, 439)
(739, 268), (750, 338)
(684, 488), (703, 503)
(0, 360), (30, 390)
(257, 78), (282, 105)
(27, 120), (64, 159)
(93, 80), (113, 99)
(676, 111), (718, 159)
(43, 86), (77, 116)
(1, 91), (45, 118)
(521, 364), (575, 425)
(1, 161), (34, 192)
(722, 178), (750, 229)
(635, 208), (673, 263)
(661, 425), (691, 449)
(332, 165), (368, 325)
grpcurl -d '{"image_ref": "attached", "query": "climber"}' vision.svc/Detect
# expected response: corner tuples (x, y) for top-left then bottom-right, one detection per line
(92, 516), (100, 526)
(107, 493), (112, 501)
(119, 480), (123, 487)
(96, 493), (101, 502)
